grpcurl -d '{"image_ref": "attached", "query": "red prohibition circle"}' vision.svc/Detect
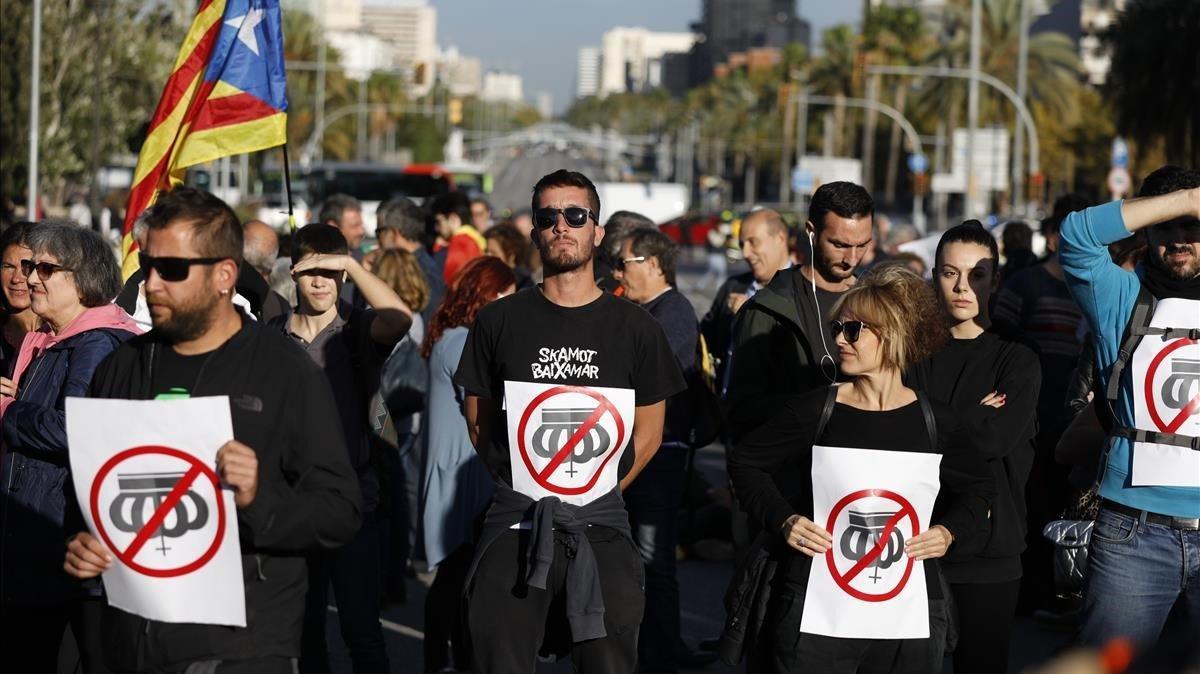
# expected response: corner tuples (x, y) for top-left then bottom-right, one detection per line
(824, 488), (919, 602)
(1144, 337), (1200, 433)
(516, 385), (627, 495)
(90, 445), (226, 578)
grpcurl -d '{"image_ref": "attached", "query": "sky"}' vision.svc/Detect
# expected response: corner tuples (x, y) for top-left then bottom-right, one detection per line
(429, 0), (862, 114)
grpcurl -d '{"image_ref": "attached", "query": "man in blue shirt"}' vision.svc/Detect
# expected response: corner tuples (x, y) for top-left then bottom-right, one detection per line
(1059, 165), (1200, 649)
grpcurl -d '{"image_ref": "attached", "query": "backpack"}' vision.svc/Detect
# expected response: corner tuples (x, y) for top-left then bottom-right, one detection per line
(1105, 286), (1200, 450)
(380, 333), (429, 419)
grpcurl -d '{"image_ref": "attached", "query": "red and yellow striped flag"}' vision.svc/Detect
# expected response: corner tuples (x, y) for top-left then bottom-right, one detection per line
(121, 0), (289, 279)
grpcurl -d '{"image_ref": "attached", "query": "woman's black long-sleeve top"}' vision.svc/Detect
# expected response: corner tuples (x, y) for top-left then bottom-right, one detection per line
(728, 386), (995, 597)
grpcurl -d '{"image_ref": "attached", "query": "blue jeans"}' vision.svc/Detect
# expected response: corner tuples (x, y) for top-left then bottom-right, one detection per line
(1080, 507), (1200, 649)
(624, 445), (690, 672)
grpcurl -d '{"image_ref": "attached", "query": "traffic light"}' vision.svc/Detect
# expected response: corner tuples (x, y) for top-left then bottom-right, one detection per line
(449, 98), (463, 126)
(913, 172), (929, 195)
(1029, 172), (1045, 203)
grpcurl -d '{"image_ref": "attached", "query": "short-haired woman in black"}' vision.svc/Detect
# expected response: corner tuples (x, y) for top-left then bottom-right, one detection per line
(729, 265), (994, 674)
(907, 222), (1040, 674)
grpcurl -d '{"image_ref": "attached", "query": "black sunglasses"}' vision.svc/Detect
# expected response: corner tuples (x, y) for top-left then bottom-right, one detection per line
(139, 253), (228, 282)
(830, 320), (870, 344)
(20, 259), (72, 278)
(533, 206), (597, 230)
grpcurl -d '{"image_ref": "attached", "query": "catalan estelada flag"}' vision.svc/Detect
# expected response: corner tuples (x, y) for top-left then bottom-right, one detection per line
(121, 0), (288, 279)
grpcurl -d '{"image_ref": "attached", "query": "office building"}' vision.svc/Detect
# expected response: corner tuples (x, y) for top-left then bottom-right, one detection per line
(577, 46), (601, 98)
(599, 27), (697, 96)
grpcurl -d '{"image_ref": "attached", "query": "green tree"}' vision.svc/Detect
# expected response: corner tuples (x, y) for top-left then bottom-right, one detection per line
(808, 25), (861, 156)
(0, 1), (180, 208)
(912, 0), (1082, 191)
(1105, 0), (1200, 167)
(862, 6), (935, 202)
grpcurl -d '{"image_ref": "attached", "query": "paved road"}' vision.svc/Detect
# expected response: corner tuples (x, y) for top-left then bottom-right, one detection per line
(488, 150), (607, 214)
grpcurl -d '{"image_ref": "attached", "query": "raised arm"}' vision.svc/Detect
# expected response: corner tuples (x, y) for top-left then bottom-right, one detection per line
(1119, 187), (1200, 234)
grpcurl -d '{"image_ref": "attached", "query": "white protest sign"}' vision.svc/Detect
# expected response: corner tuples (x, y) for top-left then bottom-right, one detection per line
(1130, 298), (1200, 487)
(504, 381), (635, 507)
(66, 397), (245, 627)
(801, 445), (941, 640)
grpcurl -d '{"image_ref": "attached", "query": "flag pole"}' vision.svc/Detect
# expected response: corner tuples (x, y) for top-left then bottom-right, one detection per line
(281, 142), (297, 233)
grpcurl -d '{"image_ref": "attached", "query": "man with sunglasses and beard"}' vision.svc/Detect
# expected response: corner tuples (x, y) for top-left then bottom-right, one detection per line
(63, 187), (363, 674)
(454, 170), (686, 672)
(1059, 166), (1200, 653)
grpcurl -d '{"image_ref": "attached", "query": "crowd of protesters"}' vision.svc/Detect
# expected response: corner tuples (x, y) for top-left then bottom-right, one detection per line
(0, 163), (1196, 674)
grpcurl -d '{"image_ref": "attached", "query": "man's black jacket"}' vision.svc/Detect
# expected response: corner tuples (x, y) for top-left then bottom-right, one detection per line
(87, 319), (362, 673)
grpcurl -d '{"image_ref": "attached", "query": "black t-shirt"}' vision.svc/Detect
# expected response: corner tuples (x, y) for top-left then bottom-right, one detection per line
(454, 288), (687, 486)
(728, 386), (994, 593)
(149, 346), (212, 399)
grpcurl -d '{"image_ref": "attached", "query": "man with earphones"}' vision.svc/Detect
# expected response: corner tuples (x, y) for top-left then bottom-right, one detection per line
(724, 181), (875, 442)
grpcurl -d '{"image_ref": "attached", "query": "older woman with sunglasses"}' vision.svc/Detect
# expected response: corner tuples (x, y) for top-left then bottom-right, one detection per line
(0, 221), (141, 673)
(728, 265), (994, 674)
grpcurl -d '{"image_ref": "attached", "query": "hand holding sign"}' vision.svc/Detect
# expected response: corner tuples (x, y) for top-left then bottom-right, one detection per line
(904, 524), (954, 561)
(64, 531), (113, 579)
(66, 397), (246, 626)
(216, 440), (258, 508)
(782, 514), (833, 557)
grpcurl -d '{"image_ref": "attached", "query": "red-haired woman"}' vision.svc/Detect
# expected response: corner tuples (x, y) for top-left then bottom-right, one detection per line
(419, 256), (516, 673)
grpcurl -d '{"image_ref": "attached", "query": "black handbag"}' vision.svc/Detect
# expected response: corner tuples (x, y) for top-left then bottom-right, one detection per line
(381, 336), (428, 419)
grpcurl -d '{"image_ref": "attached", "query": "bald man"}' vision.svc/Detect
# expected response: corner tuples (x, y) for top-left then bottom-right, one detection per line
(243, 219), (279, 280)
(241, 219), (289, 322)
(700, 208), (792, 392)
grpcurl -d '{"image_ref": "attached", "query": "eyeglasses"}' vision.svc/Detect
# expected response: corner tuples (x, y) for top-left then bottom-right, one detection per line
(20, 259), (72, 278)
(139, 253), (228, 282)
(830, 319), (870, 344)
(615, 255), (646, 271)
(533, 206), (597, 230)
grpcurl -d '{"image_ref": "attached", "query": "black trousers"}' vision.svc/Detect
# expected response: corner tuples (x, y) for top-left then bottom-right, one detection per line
(624, 446), (689, 672)
(768, 588), (948, 674)
(300, 511), (390, 674)
(949, 579), (1021, 674)
(466, 527), (645, 674)
(424, 543), (474, 673)
(0, 596), (111, 673)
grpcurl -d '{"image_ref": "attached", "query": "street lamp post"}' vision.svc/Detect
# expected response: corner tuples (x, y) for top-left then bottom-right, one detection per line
(797, 93), (927, 233)
(866, 65), (1040, 216)
(967, 0), (983, 217)
(1013, 0), (1031, 213)
(27, 0), (42, 219)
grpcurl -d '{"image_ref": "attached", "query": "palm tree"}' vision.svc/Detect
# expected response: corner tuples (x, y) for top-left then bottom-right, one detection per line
(1105, 0), (1200, 167)
(912, 0), (1082, 174)
(861, 6), (934, 203)
(808, 25), (861, 158)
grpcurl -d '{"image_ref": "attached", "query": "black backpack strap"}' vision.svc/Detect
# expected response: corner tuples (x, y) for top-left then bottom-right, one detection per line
(813, 385), (839, 444)
(1112, 427), (1200, 451)
(1107, 286), (1157, 403)
(916, 392), (938, 452)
